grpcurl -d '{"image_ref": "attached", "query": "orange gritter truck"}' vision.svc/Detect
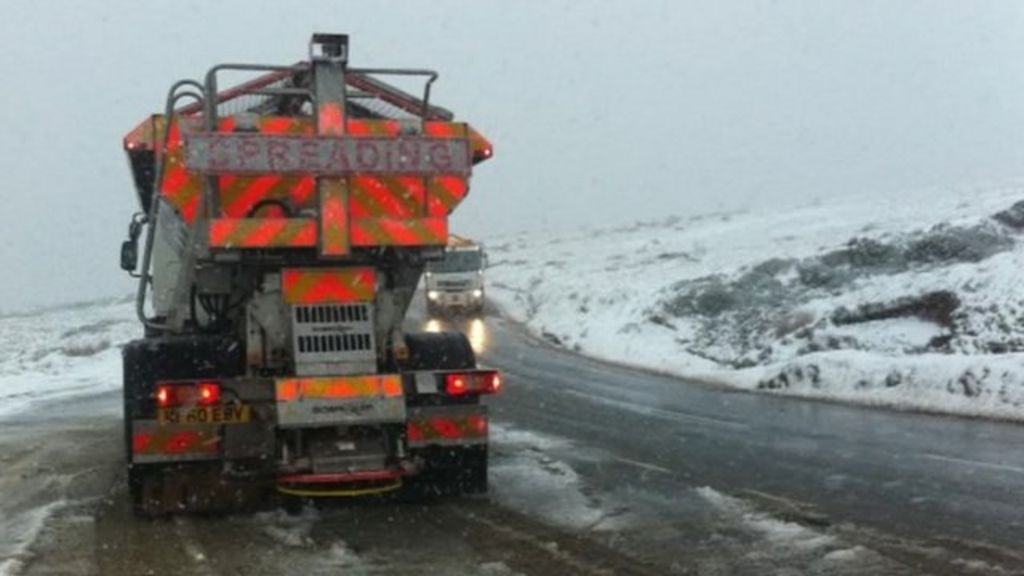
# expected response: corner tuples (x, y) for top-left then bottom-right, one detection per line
(118, 34), (499, 514)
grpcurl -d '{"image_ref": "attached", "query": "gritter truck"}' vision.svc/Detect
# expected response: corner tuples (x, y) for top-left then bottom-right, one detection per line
(118, 34), (500, 514)
(425, 235), (488, 317)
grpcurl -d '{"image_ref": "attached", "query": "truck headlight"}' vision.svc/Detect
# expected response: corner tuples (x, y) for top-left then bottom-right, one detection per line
(427, 290), (440, 301)
(472, 289), (483, 298)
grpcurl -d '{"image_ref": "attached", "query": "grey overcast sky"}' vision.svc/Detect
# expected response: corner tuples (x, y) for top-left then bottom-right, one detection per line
(1, 0), (1023, 310)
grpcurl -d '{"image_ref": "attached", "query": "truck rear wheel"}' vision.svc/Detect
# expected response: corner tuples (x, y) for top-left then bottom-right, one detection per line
(123, 336), (244, 516)
(130, 463), (268, 516)
(128, 464), (157, 517)
(403, 331), (476, 370)
(403, 332), (488, 495)
(421, 445), (488, 496)
(129, 464), (204, 517)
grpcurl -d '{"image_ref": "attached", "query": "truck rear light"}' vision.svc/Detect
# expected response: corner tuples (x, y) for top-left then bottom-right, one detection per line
(446, 374), (468, 395)
(485, 372), (502, 393)
(444, 370), (502, 396)
(196, 381), (222, 406)
(156, 384), (179, 408)
(156, 381), (222, 407)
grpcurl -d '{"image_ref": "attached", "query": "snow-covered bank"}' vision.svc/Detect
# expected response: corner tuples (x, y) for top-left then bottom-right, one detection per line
(486, 185), (1024, 421)
(0, 298), (138, 417)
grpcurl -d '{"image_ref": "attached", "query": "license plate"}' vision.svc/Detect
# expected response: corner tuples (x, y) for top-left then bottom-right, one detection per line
(159, 405), (251, 425)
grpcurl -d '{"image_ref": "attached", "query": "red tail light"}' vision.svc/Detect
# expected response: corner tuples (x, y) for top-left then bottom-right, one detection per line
(156, 385), (175, 407)
(156, 381), (222, 407)
(486, 372), (501, 393)
(444, 371), (502, 396)
(446, 374), (468, 395)
(196, 381), (221, 406)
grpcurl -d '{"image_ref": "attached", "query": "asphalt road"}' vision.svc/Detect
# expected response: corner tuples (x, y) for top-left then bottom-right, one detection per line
(3, 308), (1023, 575)
(479, 314), (1024, 572)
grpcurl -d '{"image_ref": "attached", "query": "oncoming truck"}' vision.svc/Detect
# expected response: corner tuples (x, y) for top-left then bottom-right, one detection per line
(118, 34), (500, 514)
(425, 235), (487, 317)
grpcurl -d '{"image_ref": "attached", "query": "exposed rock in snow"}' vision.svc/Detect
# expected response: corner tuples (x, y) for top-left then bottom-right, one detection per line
(487, 185), (1024, 420)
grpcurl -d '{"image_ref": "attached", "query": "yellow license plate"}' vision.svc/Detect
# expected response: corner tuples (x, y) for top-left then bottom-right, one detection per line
(159, 405), (251, 425)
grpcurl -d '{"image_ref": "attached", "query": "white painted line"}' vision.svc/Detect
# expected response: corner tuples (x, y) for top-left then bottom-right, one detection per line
(611, 456), (673, 475)
(920, 453), (1024, 476)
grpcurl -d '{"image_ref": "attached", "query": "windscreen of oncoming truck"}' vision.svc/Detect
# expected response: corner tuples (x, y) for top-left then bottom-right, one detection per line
(428, 250), (484, 274)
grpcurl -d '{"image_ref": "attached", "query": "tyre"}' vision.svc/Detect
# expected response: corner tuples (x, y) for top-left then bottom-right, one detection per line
(402, 332), (487, 495)
(122, 335), (244, 516)
(127, 463), (159, 517)
(402, 446), (488, 498)
(403, 331), (476, 371)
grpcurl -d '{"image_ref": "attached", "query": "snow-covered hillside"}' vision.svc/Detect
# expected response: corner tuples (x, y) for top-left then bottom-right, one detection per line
(487, 186), (1024, 420)
(0, 299), (138, 417)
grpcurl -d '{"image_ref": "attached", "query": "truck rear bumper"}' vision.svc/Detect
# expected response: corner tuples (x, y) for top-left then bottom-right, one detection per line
(128, 376), (490, 471)
(407, 404), (488, 448)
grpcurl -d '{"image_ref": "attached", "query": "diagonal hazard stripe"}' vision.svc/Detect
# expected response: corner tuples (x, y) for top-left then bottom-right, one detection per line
(209, 218), (317, 248)
(350, 217), (389, 245)
(350, 177), (390, 217)
(319, 180), (350, 257)
(262, 116), (311, 134)
(220, 175), (316, 217)
(398, 176), (427, 212)
(318, 102), (346, 136)
(219, 118), (312, 216)
(423, 122), (467, 139)
(347, 119), (401, 137)
(245, 218), (287, 245)
(282, 267), (376, 303)
(427, 176), (468, 216)
(133, 428), (220, 456)
(161, 169), (202, 222)
(161, 119), (205, 223)
(350, 176), (424, 218)
(290, 176), (317, 206)
(222, 176), (280, 217)
(276, 375), (402, 402)
(384, 176), (425, 216)
(407, 218), (445, 244)
(407, 414), (488, 444)
(351, 217), (447, 247)
(348, 186), (374, 219)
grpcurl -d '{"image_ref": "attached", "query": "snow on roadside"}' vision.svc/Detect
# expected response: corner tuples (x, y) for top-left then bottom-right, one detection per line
(489, 423), (615, 531)
(0, 298), (137, 418)
(0, 500), (67, 576)
(732, 350), (1024, 421)
(486, 185), (1024, 420)
(250, 508), (320, 548)
(238, 508), (374, 574)
(694, 486), (892, 570)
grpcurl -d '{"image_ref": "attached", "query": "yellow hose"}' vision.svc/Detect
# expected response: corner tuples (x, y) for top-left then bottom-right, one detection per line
(275, 479), (403, 498)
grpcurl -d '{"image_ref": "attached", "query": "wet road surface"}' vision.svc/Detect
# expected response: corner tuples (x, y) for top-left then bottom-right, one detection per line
(3, 307), (1023, 575)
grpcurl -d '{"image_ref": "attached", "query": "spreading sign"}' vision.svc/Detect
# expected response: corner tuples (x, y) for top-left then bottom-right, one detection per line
(184, 134), (471, 176)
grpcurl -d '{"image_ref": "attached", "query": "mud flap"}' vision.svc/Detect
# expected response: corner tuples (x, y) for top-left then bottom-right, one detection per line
(409, 445), (488, 497)
(129, 463), (272, 517)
